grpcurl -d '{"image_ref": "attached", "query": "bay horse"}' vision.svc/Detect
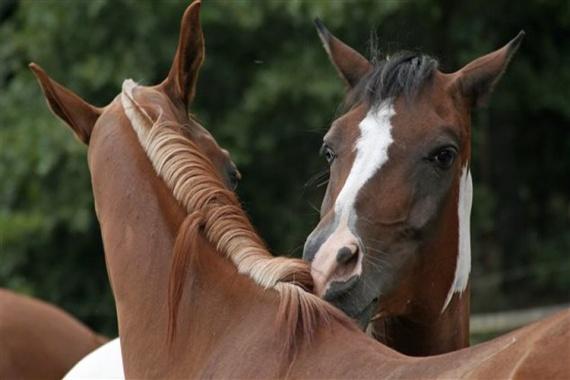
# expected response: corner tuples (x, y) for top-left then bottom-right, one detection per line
(303, 20), (524, 355)
(32, 1), (569, 378)
(0, 288), (106, 379)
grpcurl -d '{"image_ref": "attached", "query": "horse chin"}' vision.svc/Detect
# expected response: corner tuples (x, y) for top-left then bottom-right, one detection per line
(354, 298), (379, 329)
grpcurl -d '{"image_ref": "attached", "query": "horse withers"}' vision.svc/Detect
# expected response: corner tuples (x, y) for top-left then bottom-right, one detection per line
(303, 20), (524, 356)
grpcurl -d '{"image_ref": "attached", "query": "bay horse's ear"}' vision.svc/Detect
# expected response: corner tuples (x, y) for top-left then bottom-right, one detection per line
(455, 31), (525, 108)
(161, 0), (204, 109)
(29, 63), (101, 145)
(314, 18), (371, 88)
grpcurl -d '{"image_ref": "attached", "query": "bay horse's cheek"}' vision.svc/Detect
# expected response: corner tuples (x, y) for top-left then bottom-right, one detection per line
(407, 196), (440, 231)
(355, 185), (411, 226)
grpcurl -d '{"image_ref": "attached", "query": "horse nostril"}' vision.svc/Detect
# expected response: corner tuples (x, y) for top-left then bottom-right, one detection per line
(336, 246), (357, 265)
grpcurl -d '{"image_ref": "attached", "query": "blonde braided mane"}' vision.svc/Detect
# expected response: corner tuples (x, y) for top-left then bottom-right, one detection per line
(120, 79), (354, 354)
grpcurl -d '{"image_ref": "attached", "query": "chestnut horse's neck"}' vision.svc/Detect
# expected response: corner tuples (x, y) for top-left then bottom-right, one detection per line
(88, 100), (184, 376)
(372, 165), (472, 356)
(88, 100), (275, 377)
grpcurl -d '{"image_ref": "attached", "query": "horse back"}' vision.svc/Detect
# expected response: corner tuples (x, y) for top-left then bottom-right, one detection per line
(0, 289), (106, 380)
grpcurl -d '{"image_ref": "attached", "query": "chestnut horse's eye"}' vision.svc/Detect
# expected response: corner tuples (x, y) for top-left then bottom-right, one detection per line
(320, 144), (336, 165)
(431, 147), (457, 169)
(229, 168), (241, 190)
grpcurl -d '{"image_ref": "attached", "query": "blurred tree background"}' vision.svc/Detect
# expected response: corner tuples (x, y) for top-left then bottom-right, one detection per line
(1, 0), (568, 337)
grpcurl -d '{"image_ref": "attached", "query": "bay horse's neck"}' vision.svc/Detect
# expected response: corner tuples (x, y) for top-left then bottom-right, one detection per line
(372, 291), (470, 356)
(372, 168), (471, 355)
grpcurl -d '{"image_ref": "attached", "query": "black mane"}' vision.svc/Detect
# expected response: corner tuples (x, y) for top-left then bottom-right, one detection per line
(346, 50), (439, 110)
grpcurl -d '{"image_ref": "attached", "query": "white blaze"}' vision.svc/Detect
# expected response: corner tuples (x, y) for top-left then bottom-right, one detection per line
(442, 165), (472, 312)
(334, 99), (396, 221)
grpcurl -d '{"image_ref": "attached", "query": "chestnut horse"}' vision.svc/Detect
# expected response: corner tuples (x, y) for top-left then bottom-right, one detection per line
(33, 1), (569, 378)
(303, 20), (525, 356)
(0, 288), (106, 379)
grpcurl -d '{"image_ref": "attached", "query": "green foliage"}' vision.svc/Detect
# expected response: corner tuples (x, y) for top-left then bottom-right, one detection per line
(0, 0), (568, 336)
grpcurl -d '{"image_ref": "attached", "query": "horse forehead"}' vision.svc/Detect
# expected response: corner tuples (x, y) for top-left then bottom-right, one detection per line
(324, 104), (367, 145)
(389, 98), (436, 142)
(388, 90), (467, 151)
(396, 71), (459, 117)
(333, 100), (396, 215)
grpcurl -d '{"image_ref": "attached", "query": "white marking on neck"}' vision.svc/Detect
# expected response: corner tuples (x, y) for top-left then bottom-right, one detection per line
(64, 338), (124, 379)
(334, 99), (396, 223)
(442, 165), (472, 312)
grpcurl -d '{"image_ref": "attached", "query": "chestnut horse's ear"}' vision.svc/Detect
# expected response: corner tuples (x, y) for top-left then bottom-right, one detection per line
(161, 0), (204, 109)
(455, 31), (525, 108)
(29, 63), (101, 145)
(314, 18), (371, 88)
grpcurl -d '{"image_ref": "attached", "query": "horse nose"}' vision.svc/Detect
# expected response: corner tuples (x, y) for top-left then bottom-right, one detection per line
(311, 241), (362, 298)
(337, 246), (357, 264)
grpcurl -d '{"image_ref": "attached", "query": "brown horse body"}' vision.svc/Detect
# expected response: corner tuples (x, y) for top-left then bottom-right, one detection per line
(0, 289), (106, 380)
(31, 2), (569, 378)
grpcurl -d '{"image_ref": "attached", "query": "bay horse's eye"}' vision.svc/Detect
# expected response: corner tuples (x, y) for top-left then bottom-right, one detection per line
(320, 144), (336, 165)
(431, 147), (457, 169)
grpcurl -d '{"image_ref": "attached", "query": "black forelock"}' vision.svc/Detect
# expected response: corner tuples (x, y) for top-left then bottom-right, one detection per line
(344, 50), (439, 110)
